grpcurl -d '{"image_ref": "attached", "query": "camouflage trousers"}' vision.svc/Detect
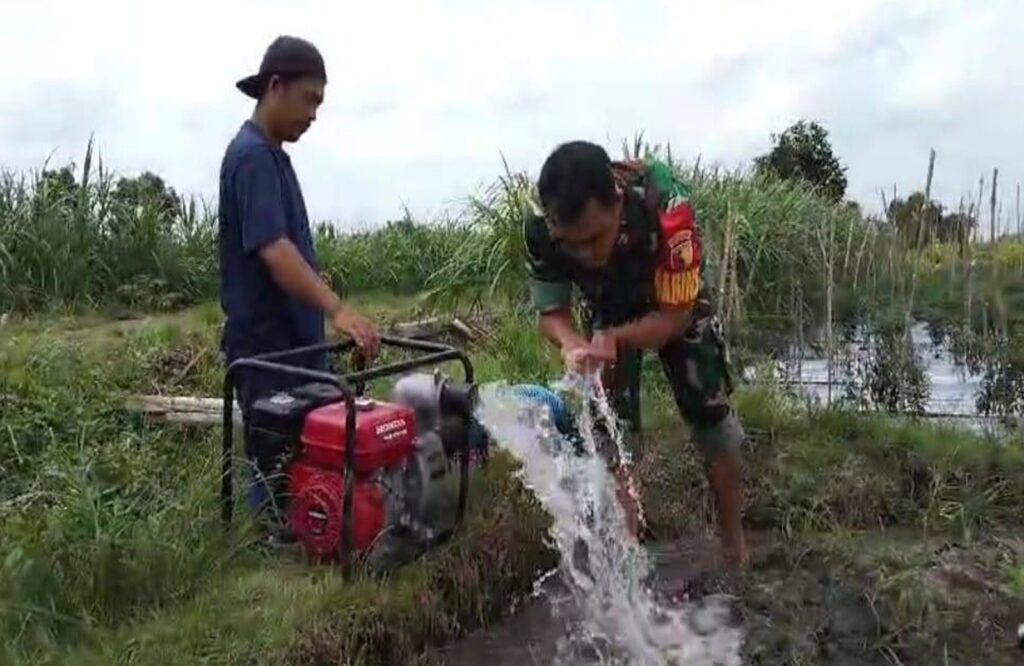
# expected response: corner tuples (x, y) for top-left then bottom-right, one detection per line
(590, 312), (745, 467)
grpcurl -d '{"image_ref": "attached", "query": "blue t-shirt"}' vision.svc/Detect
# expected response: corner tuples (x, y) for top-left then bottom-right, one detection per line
(218, 120), (326, 393)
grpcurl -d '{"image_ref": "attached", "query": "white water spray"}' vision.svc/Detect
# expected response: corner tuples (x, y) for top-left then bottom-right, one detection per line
(475, 378), (743, 665)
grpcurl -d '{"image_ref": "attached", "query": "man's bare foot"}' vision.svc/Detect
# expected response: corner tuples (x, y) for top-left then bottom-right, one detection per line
(707, 452), (747, 570)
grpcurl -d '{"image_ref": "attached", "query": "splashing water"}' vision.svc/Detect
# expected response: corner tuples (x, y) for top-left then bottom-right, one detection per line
(475, 377), (743, 665)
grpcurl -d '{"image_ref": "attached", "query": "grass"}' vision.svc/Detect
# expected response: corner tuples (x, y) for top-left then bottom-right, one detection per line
(43, 454), (553, 666)
(3, 141), (1024, 663)
(632, 367), (1024, 663)
(8, 138), (1020, 340)
(0, 315), (557, 665)
(3, 303), (1024, 664)
(0, 142), (216, 314)
(630, 355), (1024, 539)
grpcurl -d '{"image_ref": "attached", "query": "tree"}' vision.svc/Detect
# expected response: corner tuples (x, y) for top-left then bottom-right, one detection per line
(940, 211), (974, 249)
(755, 120), (848, 202)
(886, 192), (975, 247)
(888, 192), (942, 246)
(112, 171), (181, 218)
(38, 166), (79, 208)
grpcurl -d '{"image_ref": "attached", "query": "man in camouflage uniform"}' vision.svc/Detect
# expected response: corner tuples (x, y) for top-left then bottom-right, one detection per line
(525, 140), (748, 567)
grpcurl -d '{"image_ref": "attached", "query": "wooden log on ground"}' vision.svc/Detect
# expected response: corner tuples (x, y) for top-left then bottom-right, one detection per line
(390, 317), (446, 339)
(123, 313), (494, 428)
(387, 316), (487, 342)
(127, 395), (224, 413)
(126, 395), (242, 426)
(450, 317), (480, 341)
(147, 411), (237, 426)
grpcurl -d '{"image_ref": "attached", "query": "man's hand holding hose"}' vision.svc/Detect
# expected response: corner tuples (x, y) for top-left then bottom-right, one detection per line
(564, 330), (617, 375)
(564, 329), (648, 540)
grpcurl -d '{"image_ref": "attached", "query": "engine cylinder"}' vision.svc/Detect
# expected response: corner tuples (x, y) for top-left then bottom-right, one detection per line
(287, 461), (385, 561)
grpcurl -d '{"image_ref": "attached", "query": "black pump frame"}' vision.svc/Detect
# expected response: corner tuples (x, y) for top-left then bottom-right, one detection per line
(222, 336), (474, 576)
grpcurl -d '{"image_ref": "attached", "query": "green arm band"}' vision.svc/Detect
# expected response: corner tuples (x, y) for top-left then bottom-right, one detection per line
(531, 279), (572, 313)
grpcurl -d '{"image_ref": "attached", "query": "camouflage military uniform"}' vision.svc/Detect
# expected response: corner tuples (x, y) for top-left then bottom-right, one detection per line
(524, 158), (745, 466)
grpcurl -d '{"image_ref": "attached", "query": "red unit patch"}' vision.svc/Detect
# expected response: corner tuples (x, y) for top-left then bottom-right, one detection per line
(658, 201), (700, 273)
(299, 399), (416, 474)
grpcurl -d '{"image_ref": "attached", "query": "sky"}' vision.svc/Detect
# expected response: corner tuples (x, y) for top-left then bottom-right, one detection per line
(2, 0), (1022, 234)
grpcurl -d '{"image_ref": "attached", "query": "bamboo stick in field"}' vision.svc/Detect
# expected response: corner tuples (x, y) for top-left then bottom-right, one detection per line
(826, 215), (835, 408)
(976, 176), (985, 245)
(950, 198), (965, 297)
(728, 214), (741, 329)
(965, 228), (974, 324)
(1017, 184), (1021, 239)
(869, 243), (877, 295)
(990, 170), (1003, 337)
(990, 168), (999, 243)
(966, 178), (985, 322)
(889, 244), (896, 301)
(151, 412), (231, 426)
(794, 282), (804, 384)
(814, 212), (836, 407)
(126, 394), (244, 426)
(1017, 183), (1022, 275)
(904, 149), (936, 332)
(852, 221), (873, 290)
(842, 209), (855, 277)
(880, 186), (899, 300)
(717, 203), (733, 322)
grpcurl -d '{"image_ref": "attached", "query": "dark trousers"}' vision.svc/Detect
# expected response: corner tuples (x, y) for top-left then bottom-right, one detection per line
(594, 313), (742, 466)
(232, 349), (330, 515)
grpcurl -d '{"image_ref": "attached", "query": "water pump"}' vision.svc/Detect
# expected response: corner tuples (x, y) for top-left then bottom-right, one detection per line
(221, 337), (489, 574)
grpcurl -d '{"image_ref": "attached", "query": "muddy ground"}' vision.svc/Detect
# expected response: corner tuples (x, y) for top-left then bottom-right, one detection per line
(440, 530), (1024, 665)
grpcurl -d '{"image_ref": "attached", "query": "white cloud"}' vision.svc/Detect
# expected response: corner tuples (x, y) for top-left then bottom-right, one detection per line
(1, 0), (1020, 231)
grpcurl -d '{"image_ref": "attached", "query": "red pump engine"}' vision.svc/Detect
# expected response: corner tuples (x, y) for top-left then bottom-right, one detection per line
(287, 399), (414, 559)
(222, 337), (489, 573)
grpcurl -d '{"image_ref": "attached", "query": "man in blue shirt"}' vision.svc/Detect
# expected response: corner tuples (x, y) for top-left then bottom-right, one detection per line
(219, 36), (379, 514)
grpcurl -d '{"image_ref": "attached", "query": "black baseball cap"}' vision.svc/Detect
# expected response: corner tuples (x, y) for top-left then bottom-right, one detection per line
(236, 36), (327, 99)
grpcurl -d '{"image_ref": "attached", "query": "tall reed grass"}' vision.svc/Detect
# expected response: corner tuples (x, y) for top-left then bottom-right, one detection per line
(3, 139), (1019, 345)
(427, 144), (889, 337)
(0, 141), (216, 313)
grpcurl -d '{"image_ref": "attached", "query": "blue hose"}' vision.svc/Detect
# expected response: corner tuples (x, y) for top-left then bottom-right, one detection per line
(509, 384), (574, 435)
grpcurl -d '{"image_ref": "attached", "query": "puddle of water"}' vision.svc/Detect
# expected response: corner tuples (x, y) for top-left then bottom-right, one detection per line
(747, 322), (1014, 434)
(475, 379), (742, 665)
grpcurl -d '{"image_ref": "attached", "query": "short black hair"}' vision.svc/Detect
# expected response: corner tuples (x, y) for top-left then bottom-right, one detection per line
(537, 141), (617, 226)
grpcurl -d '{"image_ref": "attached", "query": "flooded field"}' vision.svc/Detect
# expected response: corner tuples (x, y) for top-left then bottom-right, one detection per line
(746, 321), (1022, 435)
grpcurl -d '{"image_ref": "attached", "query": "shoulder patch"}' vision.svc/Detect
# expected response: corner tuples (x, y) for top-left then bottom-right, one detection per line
(658, 201), (699, 273)
(665, 227), (695, 271)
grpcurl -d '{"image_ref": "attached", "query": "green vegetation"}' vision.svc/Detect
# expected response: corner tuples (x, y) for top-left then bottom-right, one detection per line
(4, 136), (1021, 345)
(753, 119), (848, 203)
(0, 138), (889, 320)
(3, 306), (1022, 664)
(0, 310), (557, 666)
(0, 141), (215, 313)
(3, 131), (1024, 663)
